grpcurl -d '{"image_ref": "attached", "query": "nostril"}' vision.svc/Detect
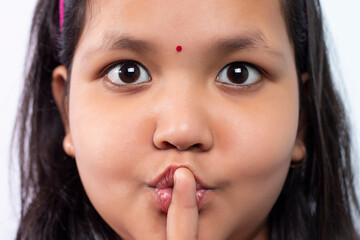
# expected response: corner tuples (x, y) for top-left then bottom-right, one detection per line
(157, 141), (204, 152)
(189, 143), (203, 151)
(161, 141), (175, 150)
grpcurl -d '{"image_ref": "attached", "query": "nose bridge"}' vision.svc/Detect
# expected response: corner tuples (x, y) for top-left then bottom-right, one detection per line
(152, 78), (213, 152)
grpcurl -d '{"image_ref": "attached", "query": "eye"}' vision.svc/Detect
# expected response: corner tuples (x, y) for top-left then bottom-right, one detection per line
(105, 61), (151, 85)
(216, 62), (261, 86)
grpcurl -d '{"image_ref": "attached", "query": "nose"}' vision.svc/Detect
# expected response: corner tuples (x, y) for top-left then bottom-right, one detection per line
(152, 86), (213, 152)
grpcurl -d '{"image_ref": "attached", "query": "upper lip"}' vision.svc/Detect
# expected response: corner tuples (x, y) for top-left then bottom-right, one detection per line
(149, 165), (212, 190)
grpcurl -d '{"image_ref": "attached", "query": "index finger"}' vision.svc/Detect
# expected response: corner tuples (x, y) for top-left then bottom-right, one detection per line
(166, 168), (199, 240)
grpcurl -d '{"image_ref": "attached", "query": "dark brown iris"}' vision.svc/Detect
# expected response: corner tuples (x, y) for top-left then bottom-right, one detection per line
(119, 63), (141, 83)
(227, 63), (249, 84)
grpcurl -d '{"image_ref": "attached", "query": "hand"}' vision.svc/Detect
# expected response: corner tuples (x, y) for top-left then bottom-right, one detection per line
(166, 168), (199, 240)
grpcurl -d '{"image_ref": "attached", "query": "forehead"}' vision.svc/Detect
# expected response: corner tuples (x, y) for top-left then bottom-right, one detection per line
(76, 0), (291, 59)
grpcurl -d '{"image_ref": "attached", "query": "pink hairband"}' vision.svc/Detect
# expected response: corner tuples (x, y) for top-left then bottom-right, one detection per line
(59, 0), (64, 31)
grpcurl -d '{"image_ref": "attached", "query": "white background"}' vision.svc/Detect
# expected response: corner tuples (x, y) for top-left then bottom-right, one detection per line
(1, 1), (359, 239)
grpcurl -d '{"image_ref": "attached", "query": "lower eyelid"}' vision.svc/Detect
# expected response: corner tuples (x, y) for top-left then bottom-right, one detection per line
(215, 76), (263, 92)
(102, 77), (152, 92)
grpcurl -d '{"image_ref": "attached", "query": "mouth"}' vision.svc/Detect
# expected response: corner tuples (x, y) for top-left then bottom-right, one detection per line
(149, 166), (212, 213)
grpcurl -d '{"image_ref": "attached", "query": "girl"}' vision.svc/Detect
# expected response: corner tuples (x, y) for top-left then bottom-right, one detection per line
(14, 0), (360, 239)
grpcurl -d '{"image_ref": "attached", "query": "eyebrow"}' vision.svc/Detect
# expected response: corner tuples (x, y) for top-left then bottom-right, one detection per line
(209, 31), (284, 60)
(84, 32), (155, 59)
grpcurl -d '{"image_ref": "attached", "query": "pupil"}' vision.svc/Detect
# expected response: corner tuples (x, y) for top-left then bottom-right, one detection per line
(119, 63), (140, 83)
(227, 64), (248, 84)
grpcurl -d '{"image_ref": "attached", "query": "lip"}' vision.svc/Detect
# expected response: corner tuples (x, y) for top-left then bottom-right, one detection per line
(149, 165), (212, 213)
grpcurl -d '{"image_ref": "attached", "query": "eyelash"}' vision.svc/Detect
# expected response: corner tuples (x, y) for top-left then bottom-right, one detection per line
(102, 60), (152, 88)
(215, 62), (266, 90)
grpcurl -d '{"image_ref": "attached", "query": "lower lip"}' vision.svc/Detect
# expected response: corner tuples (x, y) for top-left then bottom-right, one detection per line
(152, 188), (209, 213)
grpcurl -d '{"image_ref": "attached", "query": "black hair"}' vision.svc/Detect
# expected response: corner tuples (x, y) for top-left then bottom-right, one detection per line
(13, 0), (360, 239)
(14, 0), (119, 239)
(270, 1), (360, 239)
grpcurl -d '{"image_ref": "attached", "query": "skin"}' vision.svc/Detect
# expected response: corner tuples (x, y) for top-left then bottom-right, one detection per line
(52, 0), (307, 239)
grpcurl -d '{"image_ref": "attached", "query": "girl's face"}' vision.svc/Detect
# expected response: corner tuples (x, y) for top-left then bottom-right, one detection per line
(54, 0), (306, 239)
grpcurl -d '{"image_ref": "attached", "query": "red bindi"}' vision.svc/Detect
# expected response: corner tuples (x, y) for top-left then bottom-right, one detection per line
(176, 46), (183, 52)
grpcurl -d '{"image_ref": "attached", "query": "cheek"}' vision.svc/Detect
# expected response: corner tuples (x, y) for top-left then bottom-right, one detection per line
(229, 105), (297, 201)
(68, 79), (156, 167)
(69, 91), (145, 179)
(208, 80), (299, 229)
(68, 84), (158, 237)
